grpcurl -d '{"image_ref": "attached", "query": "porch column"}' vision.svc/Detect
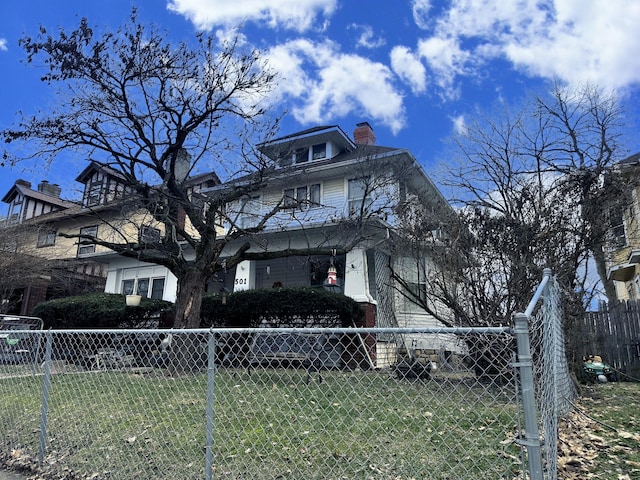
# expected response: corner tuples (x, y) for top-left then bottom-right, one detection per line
(344, 248), (375, 303)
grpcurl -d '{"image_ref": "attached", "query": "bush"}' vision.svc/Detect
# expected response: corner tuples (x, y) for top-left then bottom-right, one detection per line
(32, 292), (173, 329)
(200, 287), (364, 328)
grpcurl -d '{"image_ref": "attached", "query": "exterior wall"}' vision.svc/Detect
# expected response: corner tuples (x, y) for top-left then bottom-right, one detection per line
(608, 184), (640, 301)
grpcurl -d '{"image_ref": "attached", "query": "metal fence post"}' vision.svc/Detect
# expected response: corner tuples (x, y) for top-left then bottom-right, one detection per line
(513, 313), (544, 480)
(37, 330), (53, 466)
(205, 331), (216, 480)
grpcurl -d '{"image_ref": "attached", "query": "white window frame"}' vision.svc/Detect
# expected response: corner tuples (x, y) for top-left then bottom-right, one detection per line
(312, 143), (326, 160)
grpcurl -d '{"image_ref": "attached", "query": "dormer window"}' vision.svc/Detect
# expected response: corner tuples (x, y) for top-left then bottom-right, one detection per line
(279, 154), (293, 168)
(312, 143), (326, 160)
(295, 147), (309, 164)
(86, 180), (103, 207)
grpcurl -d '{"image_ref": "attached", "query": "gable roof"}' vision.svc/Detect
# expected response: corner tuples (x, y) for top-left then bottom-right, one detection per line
(1, 181), (77, 209)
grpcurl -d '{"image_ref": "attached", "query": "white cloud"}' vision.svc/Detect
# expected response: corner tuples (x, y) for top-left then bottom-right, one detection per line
(390, 46), (426, 94)
(414, 0), (640, 94)
(417, 36), (469, 99)
(350, 24), (386, 49)
(0, 38), (7, 51)
(411, 0), (433, 30)
(167, 0), (337, 32)
(266, 39), (405, 134)
(450, 114), (466, 135)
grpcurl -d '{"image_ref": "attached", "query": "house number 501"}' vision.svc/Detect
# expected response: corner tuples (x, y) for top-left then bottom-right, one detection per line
(235, 278), (247, 285)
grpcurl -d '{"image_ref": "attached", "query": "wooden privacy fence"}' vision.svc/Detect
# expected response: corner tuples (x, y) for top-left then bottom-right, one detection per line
(579, 301), (640, 378)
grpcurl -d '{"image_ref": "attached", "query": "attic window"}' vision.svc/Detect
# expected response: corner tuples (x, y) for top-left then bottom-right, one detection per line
(279, 154), (293, 168)
(85, 180), (103, 207)
(295, 147), (309, 164)
(312, 143), (326, 160)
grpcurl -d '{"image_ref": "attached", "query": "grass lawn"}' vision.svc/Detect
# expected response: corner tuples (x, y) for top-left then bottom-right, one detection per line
(0, 367), (524, 479)
(558, 382), (640, 479)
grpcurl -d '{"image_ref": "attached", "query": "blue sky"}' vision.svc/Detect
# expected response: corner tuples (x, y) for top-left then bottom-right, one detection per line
(1, 0), (640, 207)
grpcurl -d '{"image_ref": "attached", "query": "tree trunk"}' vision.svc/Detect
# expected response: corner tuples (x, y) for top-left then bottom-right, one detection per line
(168, 269), (207, 375)
(173, 269), (206, 329)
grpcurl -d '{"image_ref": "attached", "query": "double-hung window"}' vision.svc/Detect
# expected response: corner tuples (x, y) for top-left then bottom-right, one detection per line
(77, 226), (98, 256)
(283, 183), (321, 210)
(348, 177), (372, 215)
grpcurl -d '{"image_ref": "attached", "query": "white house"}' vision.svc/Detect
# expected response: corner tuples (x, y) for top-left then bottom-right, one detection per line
(97, 123), (463, 365)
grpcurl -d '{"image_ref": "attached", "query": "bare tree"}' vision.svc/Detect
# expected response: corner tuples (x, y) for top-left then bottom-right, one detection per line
(2, 11), (288, 329)
(0, 223), (50, 314)
(393, 83), (628, 327)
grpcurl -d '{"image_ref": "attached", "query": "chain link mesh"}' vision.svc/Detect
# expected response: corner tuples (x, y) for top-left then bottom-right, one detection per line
(0, 327), (536, 479)
(530, 275), (578, 480)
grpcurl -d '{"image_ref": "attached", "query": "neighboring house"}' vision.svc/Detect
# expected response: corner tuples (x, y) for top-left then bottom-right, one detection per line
(606, 152), (640, 301)
(1, 178), (107, 314)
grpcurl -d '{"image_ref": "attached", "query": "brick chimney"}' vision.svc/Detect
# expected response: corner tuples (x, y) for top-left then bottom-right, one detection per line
(15, 179), (32, 189)
(353, 122), (376, 145)
(37, 180), (62, 198)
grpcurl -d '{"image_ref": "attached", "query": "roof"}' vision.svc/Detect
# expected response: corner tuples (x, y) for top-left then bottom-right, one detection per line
(257, 125), (356, 160)
(1, 181), (78, 209)
(76, 160), (129, 183)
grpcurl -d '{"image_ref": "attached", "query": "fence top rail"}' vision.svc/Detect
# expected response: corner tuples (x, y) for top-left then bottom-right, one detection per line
(3, 326), (514, 336)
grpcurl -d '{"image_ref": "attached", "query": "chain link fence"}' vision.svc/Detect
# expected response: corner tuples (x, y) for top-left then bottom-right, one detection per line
(1, 325), (534, 479)
(0, 272), (575, 479)
(530, 274), (578, 480)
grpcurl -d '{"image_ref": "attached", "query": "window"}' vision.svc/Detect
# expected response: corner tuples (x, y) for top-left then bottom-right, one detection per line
(348, 177), (372, 215)
(312, 143), (326, 160)
(122, 279), (135, 295)
(279, 154), (293, 168)
(139, 225), (161, 244)
(77, 226), (98, 256)
(294, 147), (309, 164)
(608, 208), (627, 248)
(239, 195), (261, 228)
(85, 180), (103, 207)
(283, 183), (321, 210)
(150, 278), (165, 299)
(122, 277), (165, 299)
(37, 230), (57, 247)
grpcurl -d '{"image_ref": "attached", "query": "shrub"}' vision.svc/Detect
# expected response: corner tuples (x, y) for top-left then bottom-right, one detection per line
(200, 287), (364, 328)
(32, 292), (173, 329)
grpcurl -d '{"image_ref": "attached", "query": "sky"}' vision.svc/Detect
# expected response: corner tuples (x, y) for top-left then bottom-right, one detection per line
(1, 0), (640, 208)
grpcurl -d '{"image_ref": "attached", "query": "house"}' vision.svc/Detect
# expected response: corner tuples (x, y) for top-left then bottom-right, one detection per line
(1, 178), (107, 314)
(606, 152), (640, 301)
